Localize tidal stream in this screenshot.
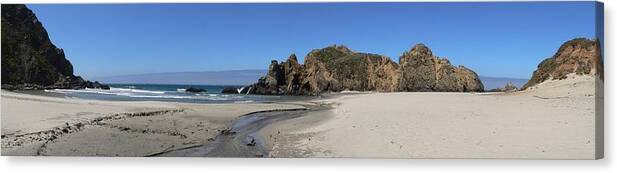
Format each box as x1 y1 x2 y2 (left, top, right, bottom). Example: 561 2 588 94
154 104 327 157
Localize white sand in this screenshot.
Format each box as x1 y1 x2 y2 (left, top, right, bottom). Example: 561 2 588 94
1 91 304 156
260 75 602 159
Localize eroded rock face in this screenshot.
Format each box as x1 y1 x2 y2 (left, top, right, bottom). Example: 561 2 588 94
399 44 484 92
522 38 603 89
398 44 438 91
300 54 340 95
365 55 400 92
247 53 341 95
249 44 484 95
305 45 398 92
1 4 108 90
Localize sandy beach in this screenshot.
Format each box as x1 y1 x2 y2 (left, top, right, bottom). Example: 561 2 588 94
259 75 602 159
1 91 305 156
1 75 602 159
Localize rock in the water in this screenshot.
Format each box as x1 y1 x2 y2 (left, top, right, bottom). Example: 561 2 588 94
185 87 207 93
1 4 108 90
90 81 110 90
249 44 484 95
79 80 110 90
221 87 240 94
522 38 603 90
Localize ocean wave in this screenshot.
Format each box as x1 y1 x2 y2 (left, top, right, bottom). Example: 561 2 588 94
234 100 255 103
45 88 248 101
46 88 165 95
109 87 166 94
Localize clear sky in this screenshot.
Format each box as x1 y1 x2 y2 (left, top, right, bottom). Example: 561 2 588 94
27 2 601 79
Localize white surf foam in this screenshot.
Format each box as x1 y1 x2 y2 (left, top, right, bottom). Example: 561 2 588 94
45 87 248 101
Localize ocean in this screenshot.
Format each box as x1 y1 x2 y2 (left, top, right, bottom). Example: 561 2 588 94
41 84 295 104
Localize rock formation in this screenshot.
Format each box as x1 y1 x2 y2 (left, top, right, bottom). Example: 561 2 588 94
398 44 484 92
522 38 603 89
306 45 399 92
248 44 484 95
185 87 207 93
248 53 336 95
221 87 240 94
1 4 108 90
487 82 518 92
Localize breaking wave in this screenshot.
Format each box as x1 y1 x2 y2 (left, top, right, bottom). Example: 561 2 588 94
45 87 250 102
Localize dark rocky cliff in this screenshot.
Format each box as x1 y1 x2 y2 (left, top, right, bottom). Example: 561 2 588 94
1 4 108 90
522 38 603 89
248 44 484 95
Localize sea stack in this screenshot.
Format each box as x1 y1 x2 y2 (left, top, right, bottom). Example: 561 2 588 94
249 44 484 95
1 4 108 90
522 38 603 90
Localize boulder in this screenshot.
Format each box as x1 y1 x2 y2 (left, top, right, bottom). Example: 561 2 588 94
93 81 111 90
85 81 110 90
185 87 207 93
221 87 240 94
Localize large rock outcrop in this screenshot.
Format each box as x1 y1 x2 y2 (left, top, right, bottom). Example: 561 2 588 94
248 53 341 95
1 4 107 90
522 38 603 89
306 45 400 92
398 44 484 92
248 44 484 95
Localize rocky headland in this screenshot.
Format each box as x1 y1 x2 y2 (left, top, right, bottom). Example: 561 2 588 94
1 4 108 90
247 44 484 95
522 38 603 89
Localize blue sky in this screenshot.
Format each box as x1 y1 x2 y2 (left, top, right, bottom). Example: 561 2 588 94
27 2 601 79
